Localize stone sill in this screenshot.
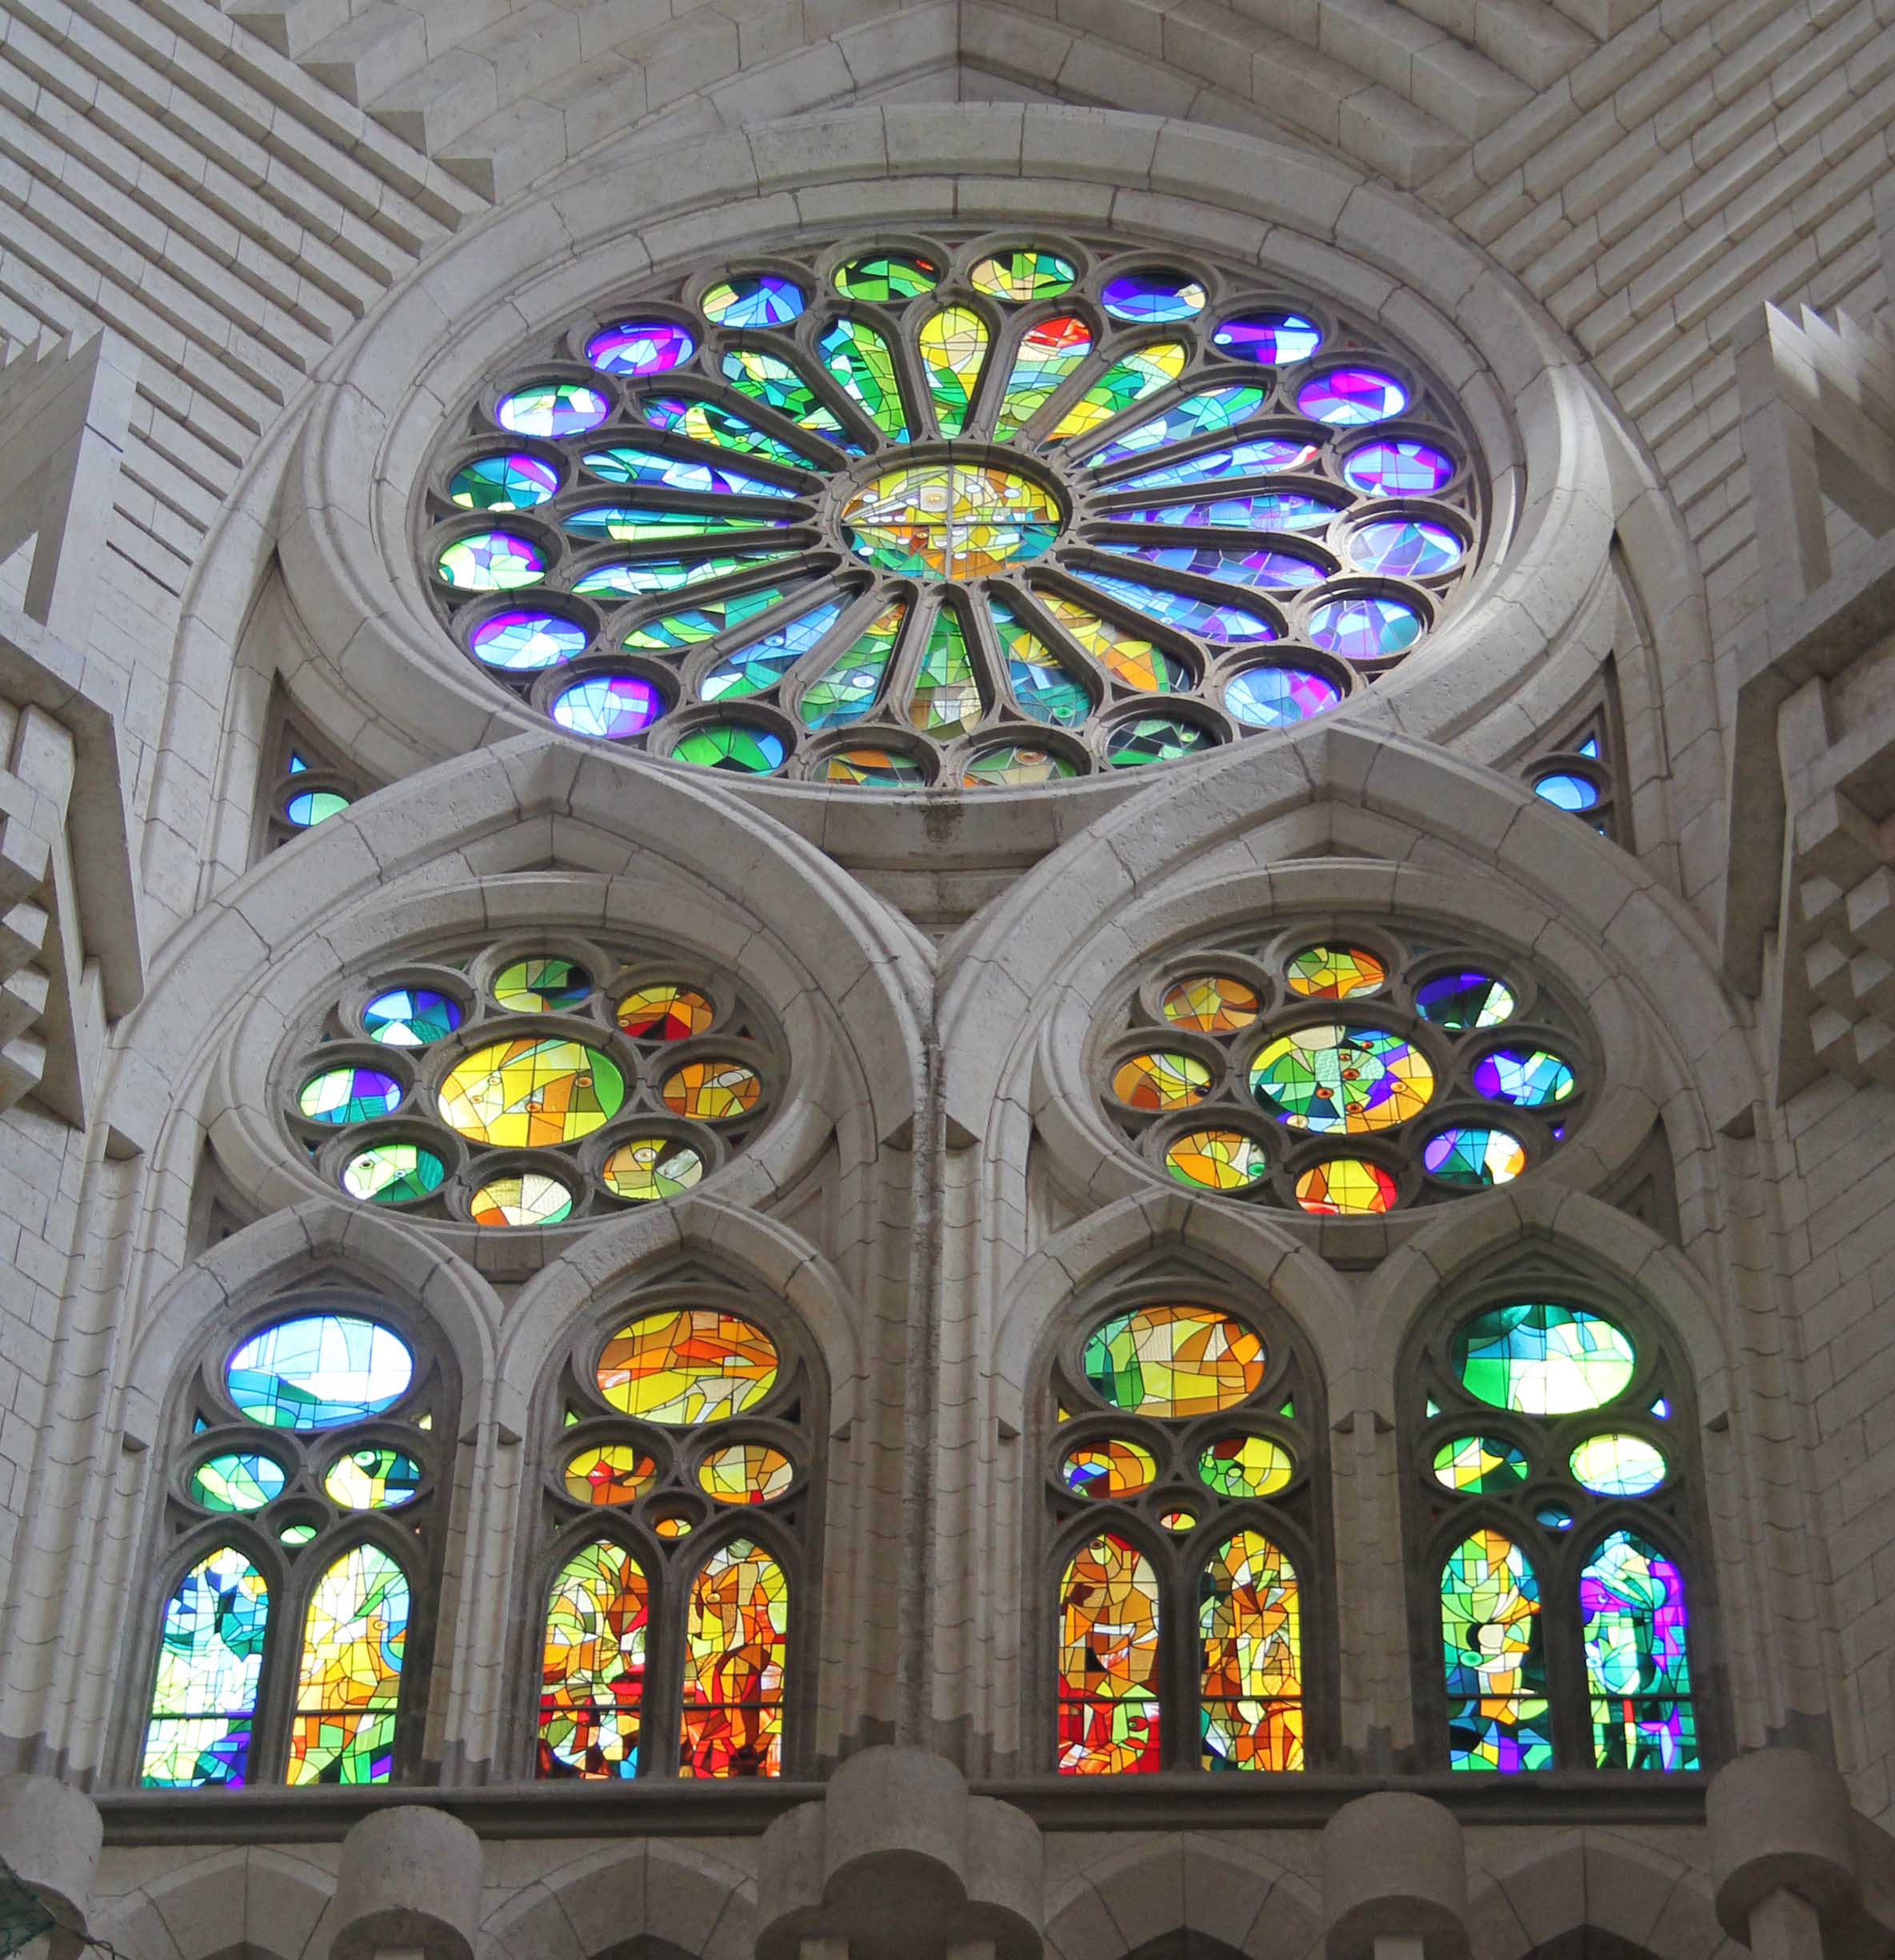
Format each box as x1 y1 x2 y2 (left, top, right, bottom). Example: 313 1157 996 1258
94 1772 1708 1844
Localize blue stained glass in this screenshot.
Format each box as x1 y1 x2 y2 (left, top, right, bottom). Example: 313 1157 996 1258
1297 368 1407 425
991 598 1091 727
1112 491 1342 534
799 601 904 728
1305 595 1423 660
573 552 798 598
1069 569 1278 643
1349 519 1463 577
1097 542 1325 591
702 598 846 702
1110 436 1323 490
581 447 802 497
1535 771 1601 812
1101 270 1207 322
1225 664 1343 727
469 610 589 671
1081 387 1269 467
551 674 667 738
1577 736 1600 758
585 320 694 375
496 383 609 438
640 396 822 469
1342 439 1455 495
561 507 791 542
1212 310 1322 364
702 274 806 329
142 1547 270 1786
1473 1047 1576 1107
362 988 462 1046
287 753 307 774
227 1315 414 1430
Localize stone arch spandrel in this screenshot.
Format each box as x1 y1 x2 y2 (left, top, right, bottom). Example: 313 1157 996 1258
481 1842 756 1960
91 1845 338 1960
1467 1834 1731 1960
1045 1833 1320 1960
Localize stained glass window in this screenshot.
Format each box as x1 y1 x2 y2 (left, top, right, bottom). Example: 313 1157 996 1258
141 1548 270 1786
1413 1292 1701 1772
1200 1531 1302 1770
680 1538 790 1778
420 233 1481 785
1058 1533 1161 1774
539 1541 648 1778
288 1544 410 1784
1097 920 1589 1216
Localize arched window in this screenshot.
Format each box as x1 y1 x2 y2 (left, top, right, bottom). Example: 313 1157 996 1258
1406 1289 1706 1772
134 1294 455 1786
1041 1280 1327 1773
528 1286 821 1778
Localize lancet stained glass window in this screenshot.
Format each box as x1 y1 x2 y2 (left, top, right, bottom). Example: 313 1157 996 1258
532 1290 820 1778
136 1294 454 1786
1045 1278 1325 1772
418 232 1484 786
1406 1287 1703 1771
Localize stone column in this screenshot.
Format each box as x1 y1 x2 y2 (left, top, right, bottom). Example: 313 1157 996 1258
0 1774 101 1950
330 1806 484 1960
1321 1792 1469 1960
1709 1750 1861 1960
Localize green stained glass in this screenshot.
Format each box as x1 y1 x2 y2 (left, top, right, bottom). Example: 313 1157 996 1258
670 722 787 774
917 306 989 437
1082 1305 1265 1416
1581 1530 1696 1770
560 507 790 543
702 598 846 702
621 583 811 653
1453 1303 1636 1414
1430 1435 1530 1494
991 598 1090 726
1049 341 1188 442
993 316 1093 438
573 551 797 598
322 1446 424 1510
971 250 1077 303
142 1546 269 1786
640 394 822 469
1037 592 1190 694
1442 1530 1550 1772
1105 714 1215 767
963 743 1076 787
189 1451 286 1512
719 348 850 441
341 1143 446 1206
908 606 983 734
834 252 940 302
818 318 910 442
1569 1433 1667 1497
800 600 906 728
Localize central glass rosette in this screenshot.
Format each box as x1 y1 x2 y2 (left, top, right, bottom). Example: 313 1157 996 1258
840 458 1062 579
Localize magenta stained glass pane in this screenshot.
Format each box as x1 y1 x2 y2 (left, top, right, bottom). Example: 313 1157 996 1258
1098 542 1325 591
1305 595 1422 660
1101 270 1207 323
470 610 588 670
1343 439 1456 495
1069 569 1277 643
586 321 696 375
1349 520 1463 578
1225 664 1343 727
1297 368 1407 426
1212 311 1322 364
551 675 666 738
1111 437 1322 491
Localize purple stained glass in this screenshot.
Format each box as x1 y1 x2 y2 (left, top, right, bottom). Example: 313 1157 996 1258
1111 436 1324 492
1212 310 1322 364
1099 542 1325 590
586 320 696 375
1113 491 1341 534
470 610 589 671
1297 368 1407 426
1225 664 1343 727
1101 270 1207 324
1349 519 1464 578
1343 439 1456 495
1069 569 1277 643
1305 594 1422 660
551 674 666 738
702 274 805 330
1472 1046 1576 1107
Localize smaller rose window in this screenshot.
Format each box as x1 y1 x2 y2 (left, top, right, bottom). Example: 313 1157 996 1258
1099 925 1588 1218
280 938 780 1228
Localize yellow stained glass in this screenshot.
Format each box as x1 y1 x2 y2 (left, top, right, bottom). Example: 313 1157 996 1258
1082 1305 1265 1416
1165 1128 1269 1192
660 1058 762 1120
438 1038 625 1147
1049 339 1189 441
617 983 715 1041
562 1443 658 1505
1293 1156 1397 1216
597 1308 779 1423
680 1538 788 1777
918 305 989 436
1037 592 1189 694
843 463 1061 580
698 1442 796 1504
1057 1532 1160 1774
1284 944 1387 999
1161 974 1260 1033
1111 1050 1209 1110
286 1545 407 1785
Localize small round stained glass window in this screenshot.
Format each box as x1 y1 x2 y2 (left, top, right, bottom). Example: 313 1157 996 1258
227 1315 413 1430
596 1309 780 1423
1059 1437 1157 1497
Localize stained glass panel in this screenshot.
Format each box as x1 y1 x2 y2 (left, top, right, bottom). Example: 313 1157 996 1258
1441 1530 1549 1771
1581 1531 1695 1770
1249 1025 1433 1134
1165 1127 1269 1192
1057 1533 1160 1773
539 1540 648 1778
680 1538 789 1777
1197 1435 1293 1498
799 600 906 727
702 598 846 702
993 316 1093 438
1430 1435 1530 1494
288 1545 408 1784
698 1442 796 1504
720 348 849 441
818 317 910 442
438 1039 626 1147
1059 1437 1157 1498
917 305 989 437
640 395 822 468
1049 341 1187 442
597 1310 779 1423
908 605 985 734
991 598 1090 726
1082 1306 1265 1416
141 1548 269 1786
1453 1303 1636 1414
227 1316 413 1430
1037 593 1190 694
1201 1531 1301 1770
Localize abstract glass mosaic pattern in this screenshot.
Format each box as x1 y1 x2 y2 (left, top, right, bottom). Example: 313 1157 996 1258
1099 922 1589 1219
419 232 1482 786
282 935 778 1228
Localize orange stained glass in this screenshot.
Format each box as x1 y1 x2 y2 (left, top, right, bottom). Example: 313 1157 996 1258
679 1537 789 1777
1057 1531 1160 1774
438 1038 625 1147
1200 1530 1303 1770
538 1540 647 1778
597 1309 780 1424
653 1513 695 1538
698 1442 796 1504
1165 1128 1269 1192
1284 944 1387 999
562 1442 657 1505
1058 1436 1157 1498
661 1058 762 1120
286 1545 408 1785
617 983 715 1041
1161 973 1261 1033
1294 1157 1397 1216
1035 592 1190 694
1111 1050 1210 1110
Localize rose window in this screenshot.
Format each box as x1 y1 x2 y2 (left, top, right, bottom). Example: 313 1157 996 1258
419 234 1485 787
1098 925 1590 1218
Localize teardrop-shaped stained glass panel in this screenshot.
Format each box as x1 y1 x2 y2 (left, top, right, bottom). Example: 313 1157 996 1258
991 598 1091 726
1036 592 1191 694
719 348 850 442
917 305 989 437
907 605 985 735
799 600 906 728
581 446 804 498
701 598 846 702
993 316 1093 438
818 317 910 442
1048 341 1188 442
639 394 825 469
1068 570 1277 645
1080 386 1269 468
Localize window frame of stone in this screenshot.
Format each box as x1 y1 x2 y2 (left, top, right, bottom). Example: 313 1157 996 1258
514 1270 827 1781
1030 1255 1334 1774
1398 1248 1720 1774
120 1281 460 1789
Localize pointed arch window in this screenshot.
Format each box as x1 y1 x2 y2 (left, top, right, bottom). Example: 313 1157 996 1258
132 1294 455 1786
528 1289 822 1778
1042 1285 1328 1773
1408 1293 1706 1771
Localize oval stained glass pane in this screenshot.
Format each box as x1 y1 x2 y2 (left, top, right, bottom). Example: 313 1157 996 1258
600 1137 705 1203
538 1539 648 1778
1350 519 1464 578
1424 1126 1526 1186
362 988 461 1046
833 252 940 302
1081 1305 1265 1416
586 320 694 374
1161 974 1260 1033
598 1309 779 1423
188 1452 287 1512
341 1143 446 1206
562 1443 657 1505
470 610 588 671
1293 1156 1397 1215
227 1315 413 1430
701 274 805 329
450 453 558 510
661 1058 762 1120
1057 1532 1160 1774
552 674 666 738
438 1040 625 1147
1283 945 1385 999
1212 310 1321 363
698 1442 796 1504
1416 970 1515 1030
1569 1433 1668 1496
1343 438 1455 495
1105 714 1217 767
618 984 714 1040
1453 1302 1636 1414
322 1446 423 1510
1101 270 1206 322
670 723 787 774
1111 1049 1210 1110
285 790 350 827
1431 1435 1530 1494
1197 1434 1293 1498
1249 1024 1433 1134
1058 1437 1157 1498
969 250 1076 303
496 383 609 438
1297 368 1407 424
470 1172 574 1227
1165 1128 1269 1192
1305 594 1423 661
494 955 591 1011
298 1066 402 1125
1535 771 1601 811
1473 1047 1576 1107
436 532 546 591
1225 664 1343 728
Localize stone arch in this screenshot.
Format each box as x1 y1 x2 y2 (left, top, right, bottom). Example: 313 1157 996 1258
1468 1835 1732 1960
90 1846 335 1960
1044 1834 1320 1960
481 1842 755 1960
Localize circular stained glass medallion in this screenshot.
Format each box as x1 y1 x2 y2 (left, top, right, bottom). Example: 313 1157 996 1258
1424 1125 1525 1186
341 1142 446 1205
470 1170 574 1226
1059 1437 1157 1498
698 1442 796 1503
618 984 714 1040
1294 1156 1397 1215
1197 1434 1293 1497
1082 1305 1265 1417
562 1442 657 1505
299 1066 402 1125
1416 970 1515 1030
494 957 591 1012
1431 1435 1529 1493
1161 974 1259 1034
1284 945 1385 1000
1453 1302 1636 1414
422 235 1481 786
1569 1432 1667 1496
1164 1128 1269 1192
600 1137 705 1202
1473 1046 1575 1107
1112 1050 1210 1110
438 1039 624 1146
597 1308 779 1423
227 1315 413 1430
362 988 461 1046
323 1446 423 1509
1249 1024 1433 1134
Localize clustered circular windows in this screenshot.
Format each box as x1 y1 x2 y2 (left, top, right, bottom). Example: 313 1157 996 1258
1098 925 1590 1218
280 938 782 1228
417 234 1485 787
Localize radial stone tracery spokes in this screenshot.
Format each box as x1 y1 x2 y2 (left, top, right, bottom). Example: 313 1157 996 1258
420 234 1485 788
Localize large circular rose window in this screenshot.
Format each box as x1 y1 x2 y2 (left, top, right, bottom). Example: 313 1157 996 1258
418 234 1485 787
